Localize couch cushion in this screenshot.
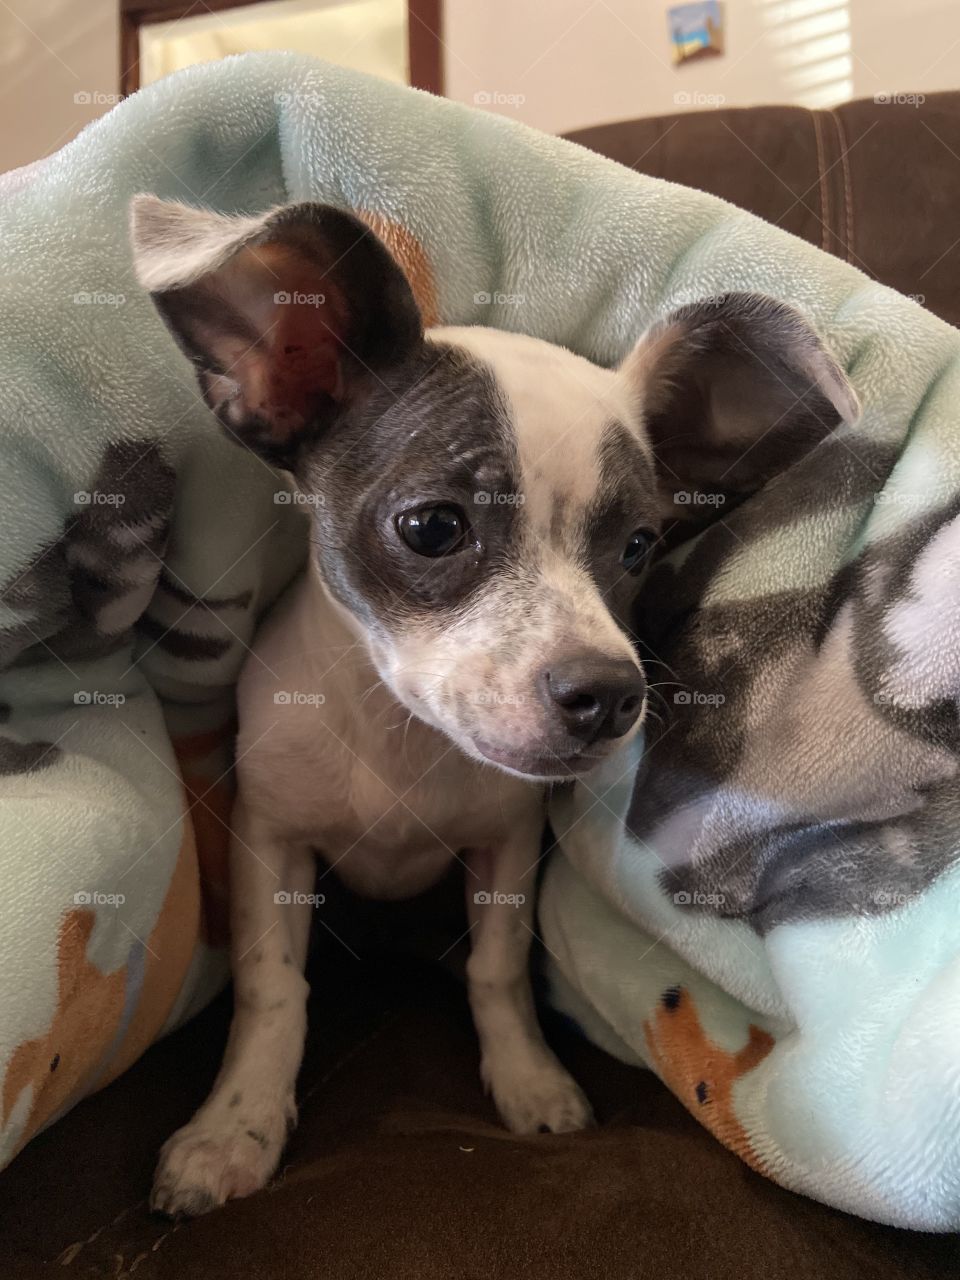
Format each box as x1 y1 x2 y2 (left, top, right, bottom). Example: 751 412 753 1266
3 940 960 1279
565 92 960 330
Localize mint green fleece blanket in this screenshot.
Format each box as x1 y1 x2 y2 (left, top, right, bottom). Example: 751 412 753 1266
0 52 957 1230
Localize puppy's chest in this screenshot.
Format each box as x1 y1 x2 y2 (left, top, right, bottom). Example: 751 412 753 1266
324 741 489 847
252 701 522 899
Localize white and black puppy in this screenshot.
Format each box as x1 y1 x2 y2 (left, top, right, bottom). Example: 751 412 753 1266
130 198 853 1216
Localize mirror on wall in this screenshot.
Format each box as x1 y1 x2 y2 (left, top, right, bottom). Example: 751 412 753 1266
120 0 443 97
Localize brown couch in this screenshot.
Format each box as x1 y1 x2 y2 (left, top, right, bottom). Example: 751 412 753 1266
4 95 960 1279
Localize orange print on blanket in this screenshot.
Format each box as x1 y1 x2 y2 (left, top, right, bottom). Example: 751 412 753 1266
643 985 775 1174
1 822 200 1156
1 909 125 1154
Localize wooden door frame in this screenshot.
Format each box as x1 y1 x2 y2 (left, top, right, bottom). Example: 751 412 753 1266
119 0 443 97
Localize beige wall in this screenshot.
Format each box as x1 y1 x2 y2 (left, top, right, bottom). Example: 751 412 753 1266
1 0 959 173
448 0 960 135
0 0 117 173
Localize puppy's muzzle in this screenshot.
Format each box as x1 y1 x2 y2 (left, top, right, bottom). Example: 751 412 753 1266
539 655 645 745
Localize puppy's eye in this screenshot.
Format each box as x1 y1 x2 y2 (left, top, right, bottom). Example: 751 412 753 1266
397 504 468 557
621 527 657 574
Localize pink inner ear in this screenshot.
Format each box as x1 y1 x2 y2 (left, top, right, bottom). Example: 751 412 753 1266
267 320 343 427
242 241 350 439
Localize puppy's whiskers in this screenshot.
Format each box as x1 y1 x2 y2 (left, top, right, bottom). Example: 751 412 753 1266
358 677 388 707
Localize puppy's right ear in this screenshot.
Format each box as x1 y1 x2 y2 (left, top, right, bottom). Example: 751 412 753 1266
619 291 859 529
130 196 423 468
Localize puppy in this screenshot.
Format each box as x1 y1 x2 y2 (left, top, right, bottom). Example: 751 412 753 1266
130 198 852 1215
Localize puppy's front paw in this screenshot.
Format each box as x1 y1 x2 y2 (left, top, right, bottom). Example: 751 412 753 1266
489 1062 594 1135
151 1103 292 1217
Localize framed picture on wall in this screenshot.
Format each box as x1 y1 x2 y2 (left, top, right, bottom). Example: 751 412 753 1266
668 1 724 65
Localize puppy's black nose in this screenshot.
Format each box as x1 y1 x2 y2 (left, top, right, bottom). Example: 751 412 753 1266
540 657 645 744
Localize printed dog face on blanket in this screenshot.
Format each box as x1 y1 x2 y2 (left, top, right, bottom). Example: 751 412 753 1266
129 197 856 781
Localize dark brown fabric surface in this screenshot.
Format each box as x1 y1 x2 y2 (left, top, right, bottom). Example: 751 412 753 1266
3 949 960 1280
5 94 960 1278
565 92 960 330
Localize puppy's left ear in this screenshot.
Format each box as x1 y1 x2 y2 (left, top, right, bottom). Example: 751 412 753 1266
130 195 423 468
620 292 859 521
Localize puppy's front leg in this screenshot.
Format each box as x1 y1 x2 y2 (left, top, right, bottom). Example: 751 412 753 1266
151 798 315 1216
465 814 593 1135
